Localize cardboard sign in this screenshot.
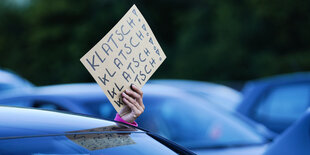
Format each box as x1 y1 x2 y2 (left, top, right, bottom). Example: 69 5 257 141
80 4 166 112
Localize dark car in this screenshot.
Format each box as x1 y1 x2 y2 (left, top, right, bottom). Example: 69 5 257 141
0 83 272 154
0 106 194 154
237 72 310 134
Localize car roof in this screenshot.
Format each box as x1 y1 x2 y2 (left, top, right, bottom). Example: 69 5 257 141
242 72 310 92
0 106 141 139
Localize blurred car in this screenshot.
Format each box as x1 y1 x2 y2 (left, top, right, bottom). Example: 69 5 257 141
149 79 242 110
237 72 310 134
0 106 194 154
0 69 33 93
0 83 272 154
264 108 310 155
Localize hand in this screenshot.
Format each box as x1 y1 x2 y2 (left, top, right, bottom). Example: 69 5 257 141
119 84 145 123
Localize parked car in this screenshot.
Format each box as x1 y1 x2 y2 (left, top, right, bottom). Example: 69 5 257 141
264 108 310 155
237 72 310 134
0 83 272 154
0 106 194 154
149 79 242 110
0 69 33 93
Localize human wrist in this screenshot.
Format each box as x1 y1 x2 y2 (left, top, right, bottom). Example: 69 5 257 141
121 114 135 123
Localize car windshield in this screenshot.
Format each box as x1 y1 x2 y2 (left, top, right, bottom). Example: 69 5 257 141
0 132 177 154
85 95 267 149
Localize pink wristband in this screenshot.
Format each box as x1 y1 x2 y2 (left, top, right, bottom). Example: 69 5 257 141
114 113 138 127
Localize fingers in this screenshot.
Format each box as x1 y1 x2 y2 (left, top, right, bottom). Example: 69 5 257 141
124 89 143 106
122 97 138 112
122 96 142 116
122 92 144 112
125 89 141 101
129 84 145 109
118 85 145 123
131 84 143 97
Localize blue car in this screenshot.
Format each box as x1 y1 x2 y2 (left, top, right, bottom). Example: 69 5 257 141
264 108 310 155
0 83 271 154
237 72 310 134
0 106 193 154
0 69 33 93
149 79 242 111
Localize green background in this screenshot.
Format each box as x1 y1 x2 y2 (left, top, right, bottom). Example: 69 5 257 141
0 0 309 88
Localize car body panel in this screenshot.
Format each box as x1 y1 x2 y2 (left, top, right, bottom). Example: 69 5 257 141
264 108 310 155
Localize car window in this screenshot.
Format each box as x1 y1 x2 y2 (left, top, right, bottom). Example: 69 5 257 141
0 133 177 154
86 101 116 120
138 96 266 148
254 84 310 124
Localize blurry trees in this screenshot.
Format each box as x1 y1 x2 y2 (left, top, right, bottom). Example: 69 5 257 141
0 0 309 85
